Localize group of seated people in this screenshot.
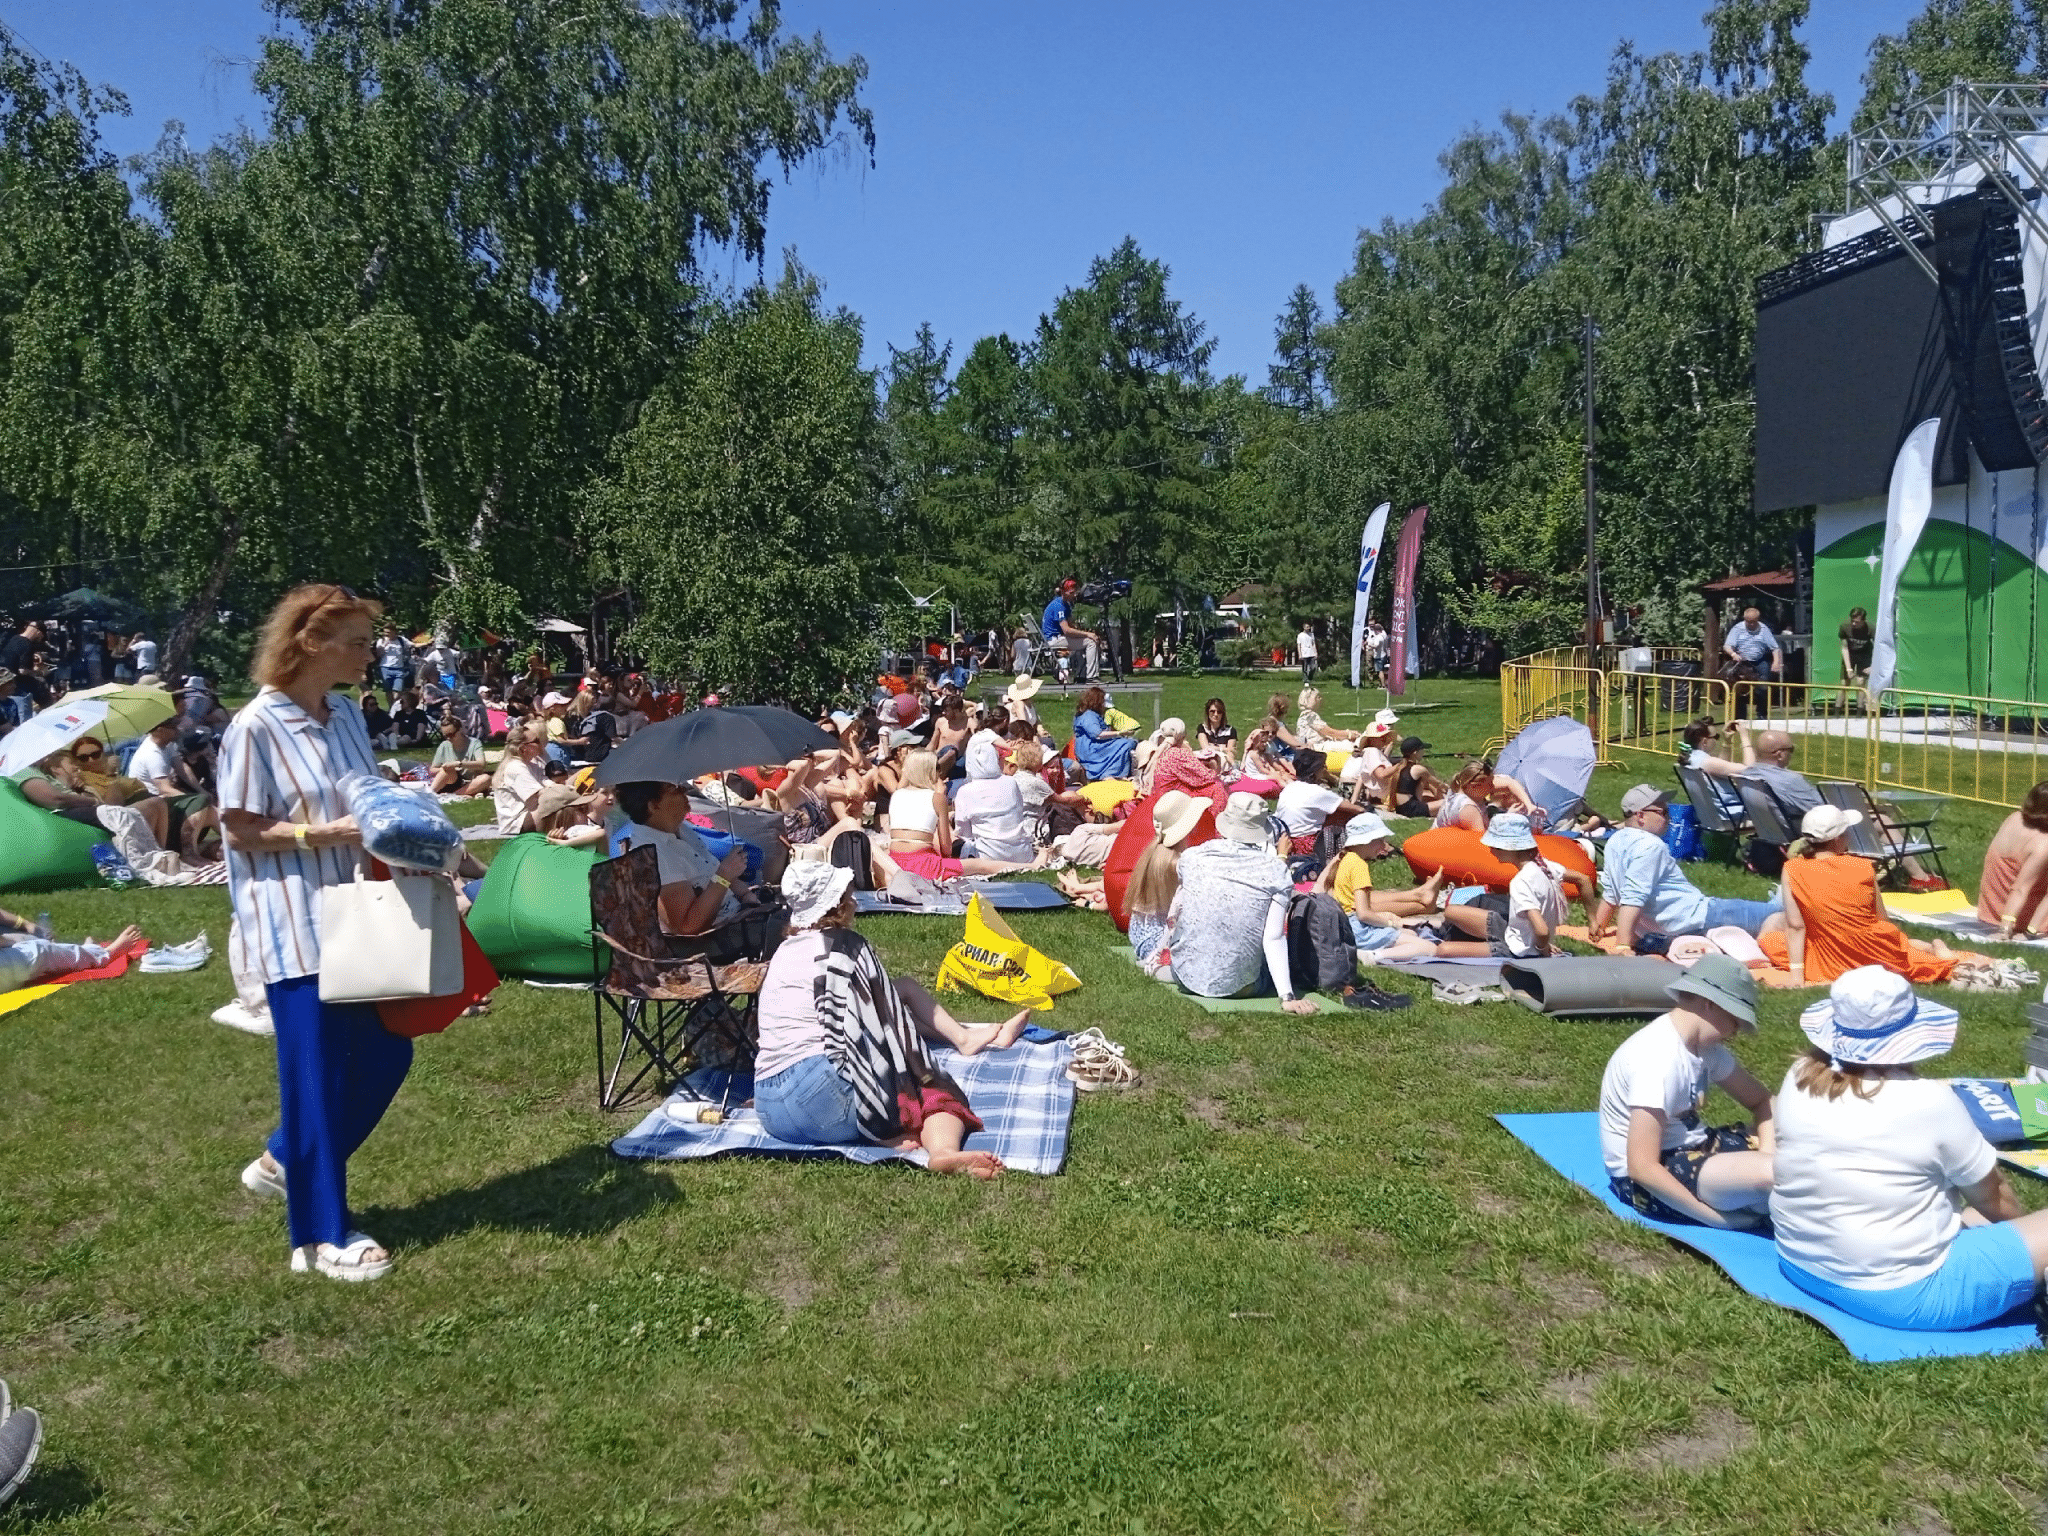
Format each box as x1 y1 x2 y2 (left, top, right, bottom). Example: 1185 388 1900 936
10 698 223 864
1602 957 2048 1333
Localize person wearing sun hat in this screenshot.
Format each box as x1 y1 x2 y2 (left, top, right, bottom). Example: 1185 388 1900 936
1313 811 1443 959
1166 792 1319 1013
750 860 1027 1178
1770 967 2048 1330
1598 954 1777 1228
1126 790 1205 967
1434 812 1599 960
1755 804 1962 986
1002 672 1043 725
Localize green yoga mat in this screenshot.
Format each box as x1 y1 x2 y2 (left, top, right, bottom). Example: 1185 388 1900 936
1109 945 1347 1014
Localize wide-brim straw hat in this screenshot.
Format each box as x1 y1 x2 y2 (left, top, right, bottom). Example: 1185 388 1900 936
1152 790 1205 848
1005 673 1043 703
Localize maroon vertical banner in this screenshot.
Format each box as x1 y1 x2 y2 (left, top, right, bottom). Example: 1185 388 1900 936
1385 505 1428 697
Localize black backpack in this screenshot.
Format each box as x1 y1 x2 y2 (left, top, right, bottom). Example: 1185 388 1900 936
1286 891 1358 994
829 828 878 891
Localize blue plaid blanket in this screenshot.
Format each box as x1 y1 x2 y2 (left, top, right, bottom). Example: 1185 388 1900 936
611 1038 1076 1175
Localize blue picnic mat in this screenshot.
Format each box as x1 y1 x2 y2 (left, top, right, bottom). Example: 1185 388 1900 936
612 1038 1076 1175
1498 1112 2040 1363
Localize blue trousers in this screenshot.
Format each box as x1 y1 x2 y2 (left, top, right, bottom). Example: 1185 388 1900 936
265 975 413 1249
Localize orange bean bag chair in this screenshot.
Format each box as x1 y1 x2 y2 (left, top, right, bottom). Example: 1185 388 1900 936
1103 790 1219 933
1399 824 1595 892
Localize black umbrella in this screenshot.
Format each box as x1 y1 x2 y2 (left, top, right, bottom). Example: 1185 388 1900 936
593 704 838 787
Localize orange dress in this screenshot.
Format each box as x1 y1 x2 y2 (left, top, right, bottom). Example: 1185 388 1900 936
1758 853 1957 984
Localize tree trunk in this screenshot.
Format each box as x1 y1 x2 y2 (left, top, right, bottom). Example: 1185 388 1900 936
162 505 246 681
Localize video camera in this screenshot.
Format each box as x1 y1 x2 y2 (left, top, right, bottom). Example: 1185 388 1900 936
1076 576 1132 606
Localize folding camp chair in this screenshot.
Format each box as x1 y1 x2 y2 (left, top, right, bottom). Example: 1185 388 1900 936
586 845 774 1110
1673 762 1750 837
1733 776 1799 851
1818 781 1948 886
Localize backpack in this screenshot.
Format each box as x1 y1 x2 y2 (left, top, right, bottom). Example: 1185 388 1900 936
1285 891 1358 994
1662 802 1704 862
829 827 877 891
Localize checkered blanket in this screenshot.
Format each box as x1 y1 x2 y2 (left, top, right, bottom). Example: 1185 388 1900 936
611 1038 1077 1175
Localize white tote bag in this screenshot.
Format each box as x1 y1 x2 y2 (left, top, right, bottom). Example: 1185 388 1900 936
318 870 462 1003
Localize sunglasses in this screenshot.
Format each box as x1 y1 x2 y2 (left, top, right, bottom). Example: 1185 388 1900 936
304 583 360 625
73 747 104 762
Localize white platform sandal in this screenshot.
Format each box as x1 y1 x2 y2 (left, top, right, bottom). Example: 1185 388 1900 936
291 1232 393 1283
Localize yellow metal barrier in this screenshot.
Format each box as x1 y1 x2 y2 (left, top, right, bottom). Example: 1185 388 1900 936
1502 654 2048 809
1874 688 2048 808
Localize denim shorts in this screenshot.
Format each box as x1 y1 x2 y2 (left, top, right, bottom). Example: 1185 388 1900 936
1779 1222 2040 1331
1699 893 1783 934
1347 916 1402 952
754 1052 861 1145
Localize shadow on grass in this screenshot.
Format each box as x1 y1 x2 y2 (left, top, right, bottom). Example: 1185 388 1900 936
4 1458 106 1526
365 1142 680 1254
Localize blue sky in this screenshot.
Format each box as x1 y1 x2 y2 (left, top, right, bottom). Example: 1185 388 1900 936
5 0 1920 382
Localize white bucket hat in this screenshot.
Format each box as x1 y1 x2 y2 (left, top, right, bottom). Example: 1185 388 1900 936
1480 812 1538 851
783 860 855 930
1799 966 1959 1068
1343 812 1394 848
1799 804 1863 843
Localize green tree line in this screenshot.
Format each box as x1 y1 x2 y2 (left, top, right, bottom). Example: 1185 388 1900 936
0 0 2039 699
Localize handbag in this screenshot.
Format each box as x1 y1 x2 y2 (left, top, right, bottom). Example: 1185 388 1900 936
378 919 499 1037
318 868 462 1003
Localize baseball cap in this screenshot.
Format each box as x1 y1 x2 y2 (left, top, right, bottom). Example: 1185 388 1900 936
1665 953 1758 1032
1799 804 1863 843
1399 735 1430 755
1620 784 1670 816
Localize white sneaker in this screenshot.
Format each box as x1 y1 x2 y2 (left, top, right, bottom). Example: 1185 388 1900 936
211 1000 274 1036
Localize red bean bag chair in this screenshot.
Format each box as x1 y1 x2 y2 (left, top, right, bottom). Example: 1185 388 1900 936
1399 824 1595 892
1102 790 1219 933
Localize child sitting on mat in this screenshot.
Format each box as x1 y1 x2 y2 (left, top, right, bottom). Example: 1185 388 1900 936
1433 814 1596 959
1598 955 1776 1228
1313 812 1443 961
1771 967 2048 1331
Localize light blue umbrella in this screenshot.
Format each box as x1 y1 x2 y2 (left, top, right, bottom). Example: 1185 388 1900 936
1497 716 1598 826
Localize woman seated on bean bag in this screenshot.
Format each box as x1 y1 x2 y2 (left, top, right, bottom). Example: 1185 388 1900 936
1072 686 1135 784
753 862 1028 1178
1234 720 1293 798
1432 758 1536 832
1135 717 1226 810
1758 805 1960 986
1772 967 2048 1331
1127 790 1204 969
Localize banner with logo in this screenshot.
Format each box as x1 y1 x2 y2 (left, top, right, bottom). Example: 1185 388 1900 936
1386 505 1428 697
1868 418 1940 699
1348 501 1391 689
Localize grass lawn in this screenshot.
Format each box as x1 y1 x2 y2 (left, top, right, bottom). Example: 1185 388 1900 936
5 674 2046 1534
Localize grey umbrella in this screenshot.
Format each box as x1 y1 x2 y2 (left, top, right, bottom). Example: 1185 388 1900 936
592 704 838 788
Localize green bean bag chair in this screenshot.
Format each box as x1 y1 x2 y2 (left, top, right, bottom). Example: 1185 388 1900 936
0 776 106 891
466 834 606 980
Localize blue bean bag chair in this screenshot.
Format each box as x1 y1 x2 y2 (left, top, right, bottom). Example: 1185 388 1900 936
466 834 605 979
0 776 107 891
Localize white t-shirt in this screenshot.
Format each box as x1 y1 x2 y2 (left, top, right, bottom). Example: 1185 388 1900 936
492 757 544 834
1296 631 1318 661
623 821 740 925
130 638 158 674
1339 744 1389 786
1503 856 1568 957
755 928 829 1079
1274 780 1342 839
129 736 180 791
1769 1072 1997 1290
1598 1014 1737 1178
952 775 1034 862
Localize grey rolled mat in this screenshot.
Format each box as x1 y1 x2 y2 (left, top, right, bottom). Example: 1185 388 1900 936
1499 956 1683 1017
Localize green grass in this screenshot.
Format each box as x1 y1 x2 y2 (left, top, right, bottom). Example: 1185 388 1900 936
4 675 2045 1534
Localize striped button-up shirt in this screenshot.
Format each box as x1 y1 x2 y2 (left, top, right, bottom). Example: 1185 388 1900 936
218 687 379 984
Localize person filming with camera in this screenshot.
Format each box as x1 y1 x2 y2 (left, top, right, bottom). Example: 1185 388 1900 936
1041 577 1099 683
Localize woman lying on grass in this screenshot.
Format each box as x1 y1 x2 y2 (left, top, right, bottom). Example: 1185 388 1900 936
752 862 1029 1179
1772 967 2048 1332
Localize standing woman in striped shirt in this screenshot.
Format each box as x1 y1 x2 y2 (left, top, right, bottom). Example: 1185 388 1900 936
219 583 407 1282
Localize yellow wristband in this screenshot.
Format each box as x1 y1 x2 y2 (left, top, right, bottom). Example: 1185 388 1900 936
293 824 311 849
712 875 731 890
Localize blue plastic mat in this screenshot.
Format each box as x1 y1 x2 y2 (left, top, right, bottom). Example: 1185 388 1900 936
612 1038 1075 1175
1497 1111 2040 1363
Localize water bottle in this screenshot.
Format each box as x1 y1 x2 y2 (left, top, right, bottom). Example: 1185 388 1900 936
91 844 135 888
35 912 51 940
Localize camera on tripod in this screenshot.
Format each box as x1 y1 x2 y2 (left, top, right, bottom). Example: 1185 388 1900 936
1076 576 1132 605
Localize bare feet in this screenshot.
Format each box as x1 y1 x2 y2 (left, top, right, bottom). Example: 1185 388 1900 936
955 1009 1032 1056
89 925 146 956
928 1148 1003 1179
